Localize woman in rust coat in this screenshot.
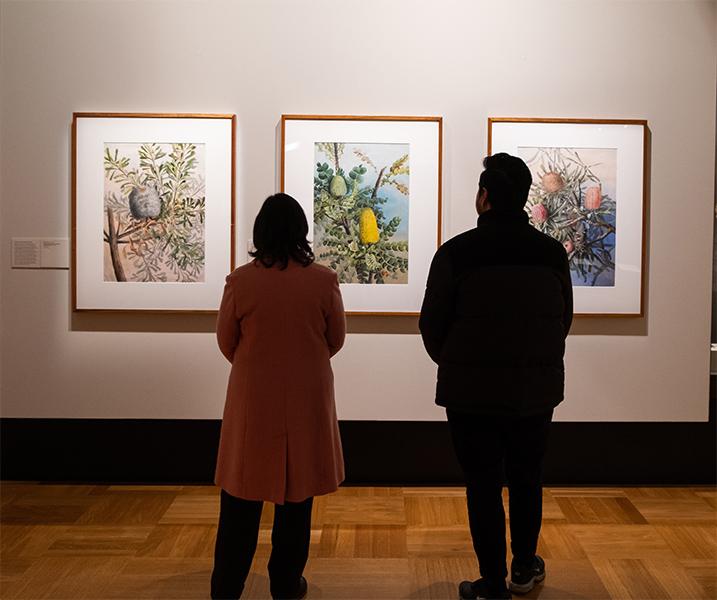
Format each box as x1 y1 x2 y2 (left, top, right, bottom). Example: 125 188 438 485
211 194 346 600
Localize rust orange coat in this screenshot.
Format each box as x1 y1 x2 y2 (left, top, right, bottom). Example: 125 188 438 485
214 260 346 505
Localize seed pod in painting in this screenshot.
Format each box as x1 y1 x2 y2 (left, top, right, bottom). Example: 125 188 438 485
329 174 348 198
359 208 379 244
541 172 565 193
531 203 548 224
584 185 602 210
128 184 162 219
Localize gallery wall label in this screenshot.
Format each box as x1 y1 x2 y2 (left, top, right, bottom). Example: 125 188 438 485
11 238 69 269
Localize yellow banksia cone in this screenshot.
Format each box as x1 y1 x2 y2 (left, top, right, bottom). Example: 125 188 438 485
359 208 379 244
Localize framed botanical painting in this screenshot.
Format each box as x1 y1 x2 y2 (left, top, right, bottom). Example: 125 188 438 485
488 117 648 317
72 113 235 312
281 115 442 315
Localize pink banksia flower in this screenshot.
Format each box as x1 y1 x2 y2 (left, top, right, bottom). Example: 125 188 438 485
531 203 548 224
563 239 574 253
541 172 565 193
585 185 602 210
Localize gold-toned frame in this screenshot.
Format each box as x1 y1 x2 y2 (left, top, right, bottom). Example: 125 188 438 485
71 112 237 314
487 117 649 319
280 114 443 317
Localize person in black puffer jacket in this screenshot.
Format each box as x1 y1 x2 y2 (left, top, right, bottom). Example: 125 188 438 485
419 153 573 600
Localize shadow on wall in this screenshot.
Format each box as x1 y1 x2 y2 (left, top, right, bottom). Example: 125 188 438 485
713 94 717 345
69 312 648 336
70 312 219 333
69 311 426 334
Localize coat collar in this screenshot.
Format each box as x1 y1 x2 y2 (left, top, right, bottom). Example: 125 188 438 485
477 209 529 227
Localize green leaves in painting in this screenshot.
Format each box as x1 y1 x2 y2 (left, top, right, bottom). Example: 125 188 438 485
103 143 205 283
525 147 616 286
314 142 409 284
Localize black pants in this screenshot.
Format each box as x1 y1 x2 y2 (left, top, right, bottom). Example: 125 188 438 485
211 489 313 600
446 408 553 582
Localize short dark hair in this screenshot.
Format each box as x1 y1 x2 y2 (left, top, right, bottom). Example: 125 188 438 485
250 193 314 269
478 153 532 211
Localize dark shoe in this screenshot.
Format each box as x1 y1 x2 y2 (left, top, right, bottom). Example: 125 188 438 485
458 578 511 600
509 555 545 594
271 576 307 600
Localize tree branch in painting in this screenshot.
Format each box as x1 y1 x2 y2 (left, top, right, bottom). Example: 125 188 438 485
103 143 206 283
313 143 409 284
521 147 617 286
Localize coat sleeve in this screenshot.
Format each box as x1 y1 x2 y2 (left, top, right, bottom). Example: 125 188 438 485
216 276 241 362
324 272 346 358
557 248 574 337
419 246 456 364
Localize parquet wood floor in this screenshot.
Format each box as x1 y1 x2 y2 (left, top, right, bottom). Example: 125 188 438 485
1 484 715 599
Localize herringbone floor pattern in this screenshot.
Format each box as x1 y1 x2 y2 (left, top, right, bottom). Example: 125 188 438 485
1 484 715 599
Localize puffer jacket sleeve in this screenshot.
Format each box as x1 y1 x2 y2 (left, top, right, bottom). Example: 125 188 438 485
419 245 456 364
557 248 573 336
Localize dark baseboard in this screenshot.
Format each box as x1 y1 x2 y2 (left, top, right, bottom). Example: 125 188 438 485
2 381 715 486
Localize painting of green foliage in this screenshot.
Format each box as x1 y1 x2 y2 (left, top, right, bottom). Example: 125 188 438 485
103 142 206 283
314 142 409 284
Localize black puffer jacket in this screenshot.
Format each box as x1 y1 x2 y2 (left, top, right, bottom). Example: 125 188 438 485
419 209 573 416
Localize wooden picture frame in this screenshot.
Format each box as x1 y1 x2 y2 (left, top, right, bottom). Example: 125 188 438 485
488 117 648 317
281 114 443 316
72 112 236 313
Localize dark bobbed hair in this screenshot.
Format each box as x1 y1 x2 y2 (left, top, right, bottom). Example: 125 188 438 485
250 193 314 269
478 153 532 211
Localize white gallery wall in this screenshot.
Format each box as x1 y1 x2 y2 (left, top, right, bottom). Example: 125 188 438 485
0 0 715 421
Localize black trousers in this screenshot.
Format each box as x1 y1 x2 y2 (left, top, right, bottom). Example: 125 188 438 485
446 408 553 582
211 489 313 600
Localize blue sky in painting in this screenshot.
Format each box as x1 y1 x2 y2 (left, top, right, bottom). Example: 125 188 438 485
315 142 409 240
